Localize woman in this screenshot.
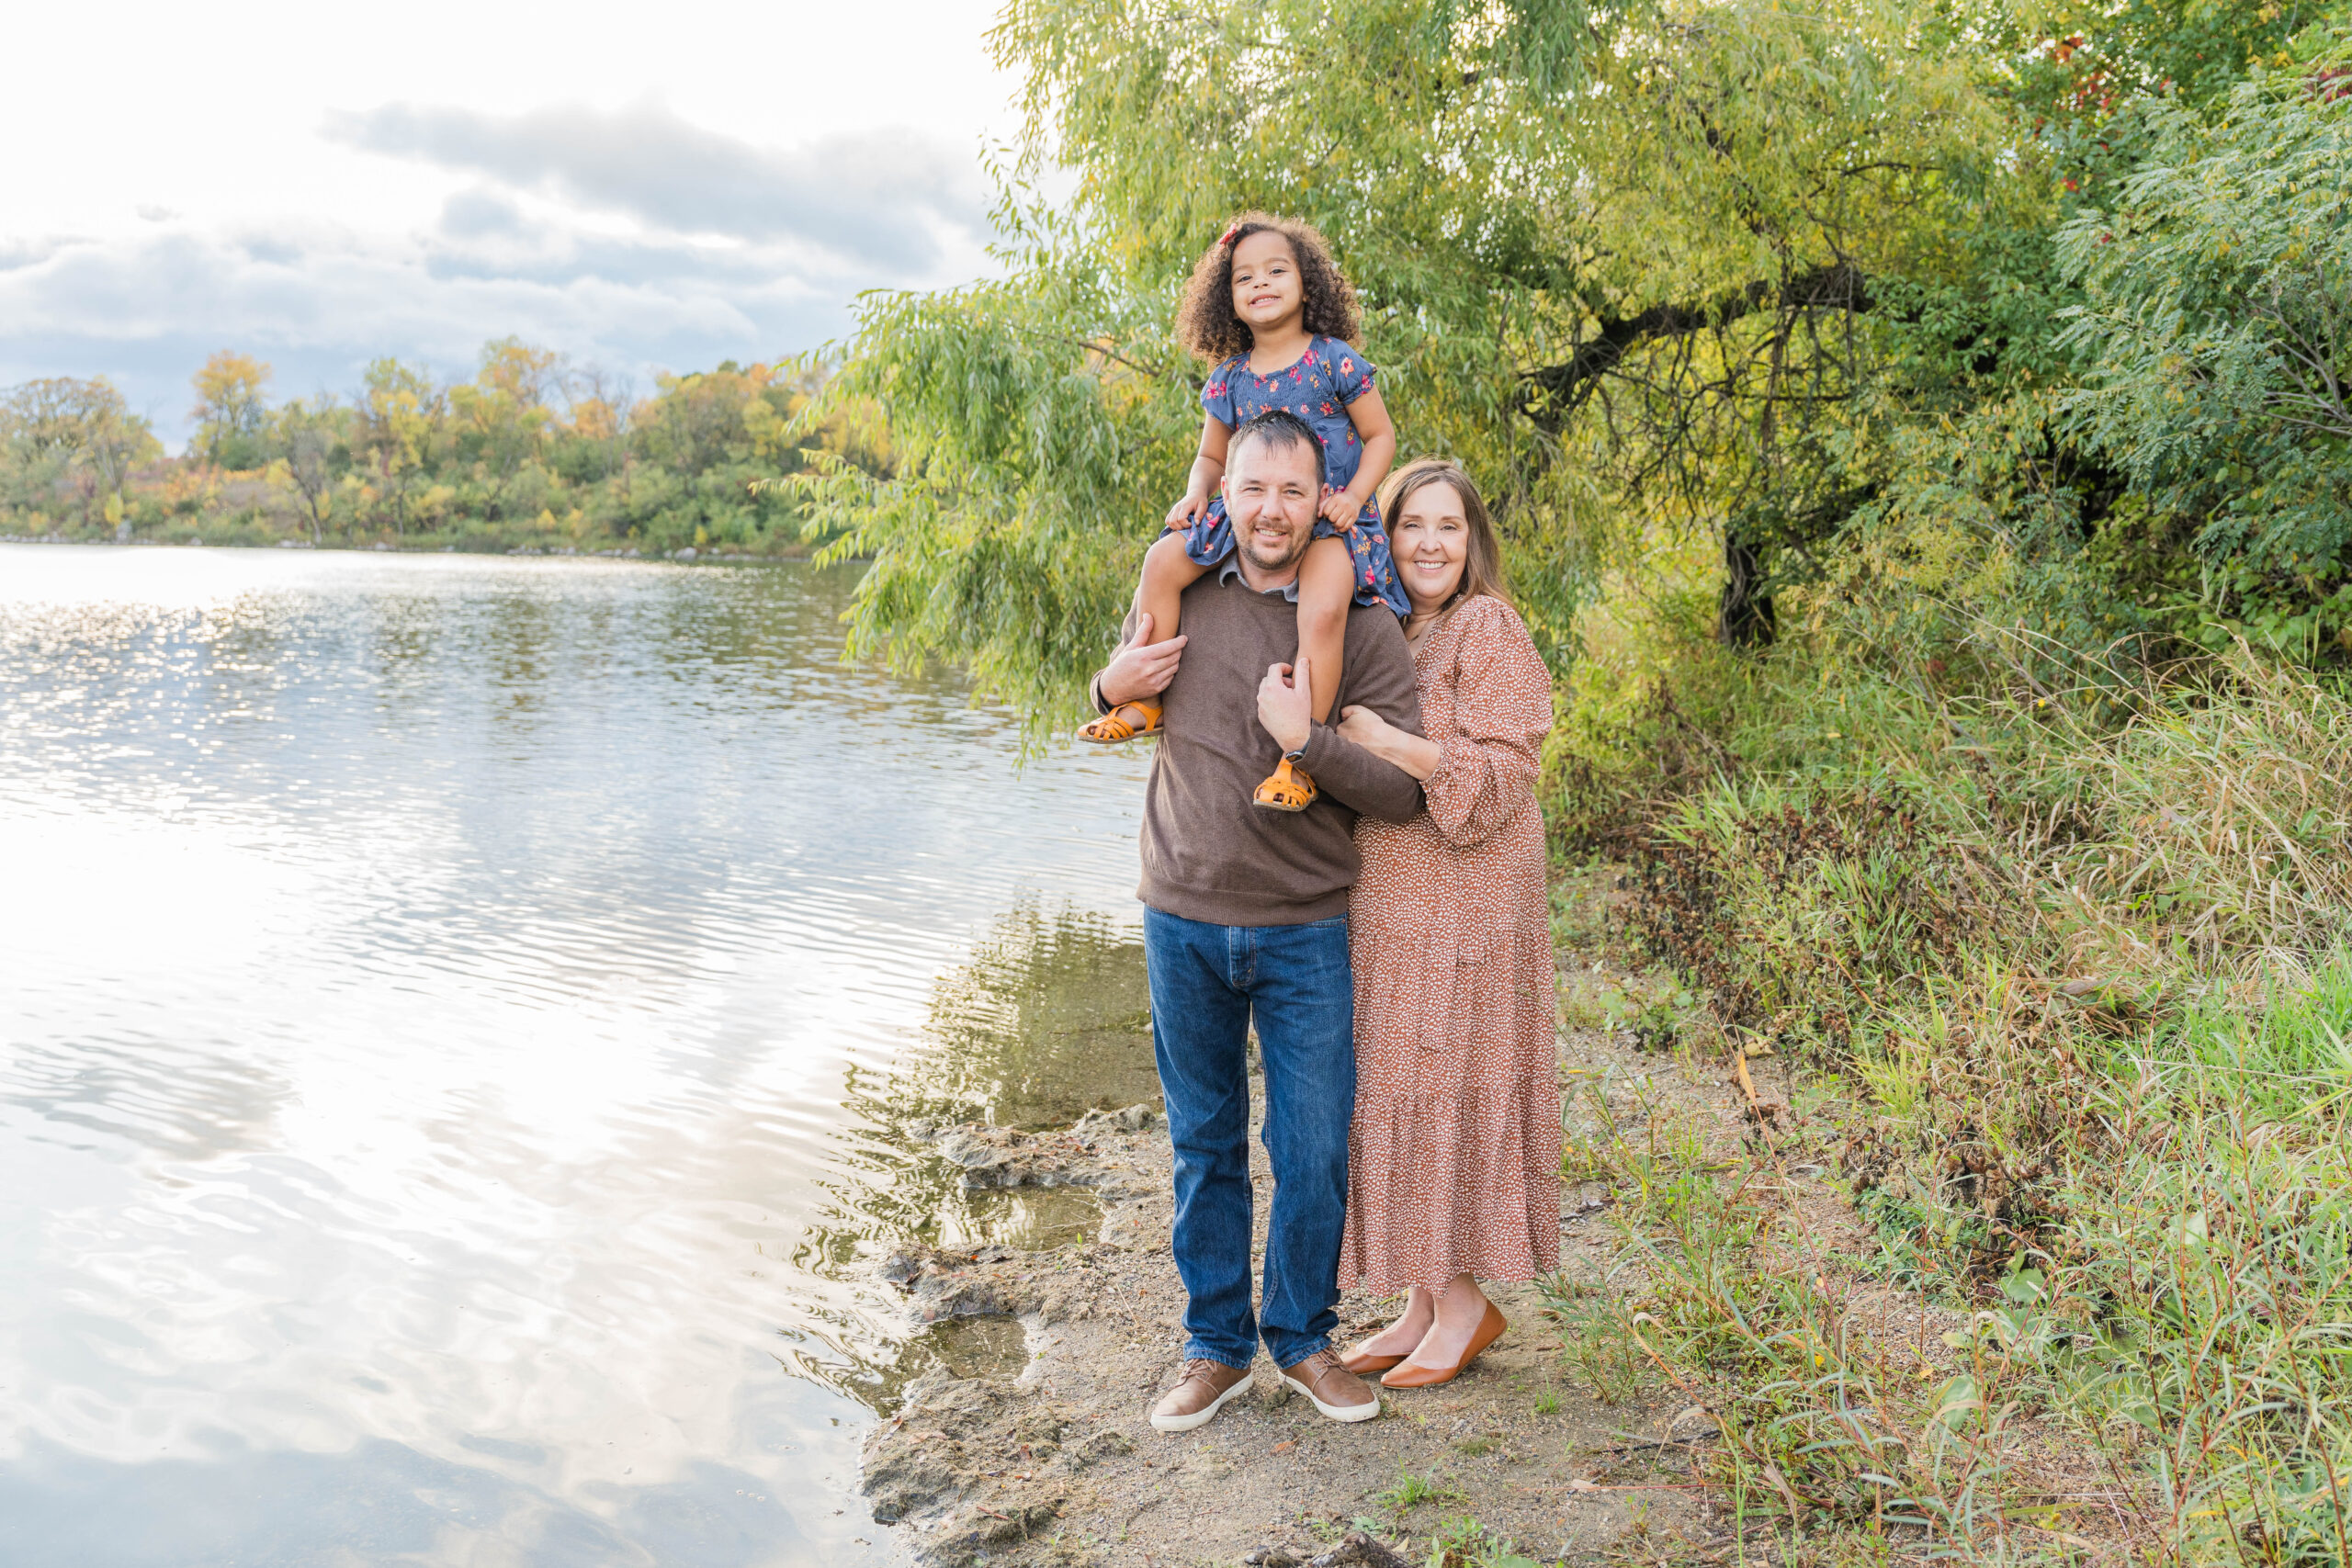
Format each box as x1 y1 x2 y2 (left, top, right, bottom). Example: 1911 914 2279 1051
1331 457 1560 1387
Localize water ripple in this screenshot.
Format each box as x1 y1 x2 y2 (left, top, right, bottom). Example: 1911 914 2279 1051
0 547 1153 1566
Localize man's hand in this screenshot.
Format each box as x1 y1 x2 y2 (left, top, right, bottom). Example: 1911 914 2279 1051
1098 613 1188 707
1256 655 1314 754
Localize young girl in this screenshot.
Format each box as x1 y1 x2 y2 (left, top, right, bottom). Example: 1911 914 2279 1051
1079 213 1407 811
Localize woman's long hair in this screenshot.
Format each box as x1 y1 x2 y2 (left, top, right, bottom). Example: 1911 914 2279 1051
1176 213 1361 363
1379 457 1510 616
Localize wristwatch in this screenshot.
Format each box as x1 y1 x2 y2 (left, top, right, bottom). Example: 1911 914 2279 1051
1283 742 1308 763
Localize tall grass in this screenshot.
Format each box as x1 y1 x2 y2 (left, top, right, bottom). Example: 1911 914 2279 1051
1549 621 2352 1562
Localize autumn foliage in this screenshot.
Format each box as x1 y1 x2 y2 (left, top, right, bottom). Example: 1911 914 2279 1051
1 340 888 552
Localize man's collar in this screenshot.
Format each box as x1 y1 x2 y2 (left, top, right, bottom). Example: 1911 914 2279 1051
1216 555 1303 604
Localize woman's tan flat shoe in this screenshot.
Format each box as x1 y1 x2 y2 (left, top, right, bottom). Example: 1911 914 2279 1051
1380 1302 1507 1389
1338 1343 1408 1376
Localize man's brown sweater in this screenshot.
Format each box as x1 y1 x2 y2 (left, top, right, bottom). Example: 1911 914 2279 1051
1095 566 1426 927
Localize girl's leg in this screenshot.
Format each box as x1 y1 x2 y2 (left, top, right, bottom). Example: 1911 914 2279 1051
1295 536 1356 724
1250 537 1355 810
1136 532 1209 646
1079 535 1206 743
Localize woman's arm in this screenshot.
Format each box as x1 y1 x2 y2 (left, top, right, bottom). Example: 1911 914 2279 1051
1420 602 1554 849
1334 703 1441 781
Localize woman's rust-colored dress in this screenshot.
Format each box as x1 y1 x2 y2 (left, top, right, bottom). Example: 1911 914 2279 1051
1342 592 1561 1291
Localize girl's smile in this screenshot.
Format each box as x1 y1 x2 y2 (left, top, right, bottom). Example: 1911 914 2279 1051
1230 230 1304 333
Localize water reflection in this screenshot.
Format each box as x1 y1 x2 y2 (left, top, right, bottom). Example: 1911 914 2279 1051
778 902 1160 1416
0 547 1151 1567
922 901 1160 1128
825 901 1160 1251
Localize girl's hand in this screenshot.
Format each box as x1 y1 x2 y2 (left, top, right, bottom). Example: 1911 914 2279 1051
1318 487 1360 531
1165 489 1211 531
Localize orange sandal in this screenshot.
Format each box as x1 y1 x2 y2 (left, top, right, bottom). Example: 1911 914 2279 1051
1079 699 1163 744
1251 758 1317 812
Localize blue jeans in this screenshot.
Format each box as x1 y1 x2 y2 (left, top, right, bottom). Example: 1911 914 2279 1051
1142 906 1356 1370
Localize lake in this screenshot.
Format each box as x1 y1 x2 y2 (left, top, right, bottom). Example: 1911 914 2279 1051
0 547 1157 1566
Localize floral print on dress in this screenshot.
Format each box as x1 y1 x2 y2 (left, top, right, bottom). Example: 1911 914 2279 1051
1180 334 1407 617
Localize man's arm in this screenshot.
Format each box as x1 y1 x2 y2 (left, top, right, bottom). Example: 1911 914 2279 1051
1259 614 1426 823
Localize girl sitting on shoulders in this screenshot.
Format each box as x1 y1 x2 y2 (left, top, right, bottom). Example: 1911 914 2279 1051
1079 213 1407 811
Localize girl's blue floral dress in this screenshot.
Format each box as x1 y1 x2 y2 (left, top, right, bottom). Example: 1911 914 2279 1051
1179 335 1408 617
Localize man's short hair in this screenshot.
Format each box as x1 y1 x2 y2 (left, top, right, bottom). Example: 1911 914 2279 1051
1227 408 1327 491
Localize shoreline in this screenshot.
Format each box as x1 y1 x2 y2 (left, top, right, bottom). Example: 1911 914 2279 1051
857 1052 1726 1567
0 533 815 563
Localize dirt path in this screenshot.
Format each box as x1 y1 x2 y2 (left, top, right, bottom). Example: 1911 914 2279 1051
857 1028 1743 1567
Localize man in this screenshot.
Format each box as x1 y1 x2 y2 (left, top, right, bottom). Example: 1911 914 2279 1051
1091 408 1427 1433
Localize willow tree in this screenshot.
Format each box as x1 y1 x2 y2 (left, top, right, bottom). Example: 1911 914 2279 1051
788 0 2098 729
2057 62 2352 655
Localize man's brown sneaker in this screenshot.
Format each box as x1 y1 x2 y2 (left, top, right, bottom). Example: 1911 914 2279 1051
1278 1348 1381 1423
1148 1358 1252 1433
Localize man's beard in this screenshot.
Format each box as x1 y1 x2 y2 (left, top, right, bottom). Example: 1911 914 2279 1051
1236 513 1312 575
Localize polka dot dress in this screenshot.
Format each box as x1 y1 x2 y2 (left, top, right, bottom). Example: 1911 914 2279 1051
1341 593 1563 1291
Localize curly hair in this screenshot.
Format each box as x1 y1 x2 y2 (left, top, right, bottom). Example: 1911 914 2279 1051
1175 213 1362 364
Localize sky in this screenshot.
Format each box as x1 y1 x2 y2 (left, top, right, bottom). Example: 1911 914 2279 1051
0 0 1020 448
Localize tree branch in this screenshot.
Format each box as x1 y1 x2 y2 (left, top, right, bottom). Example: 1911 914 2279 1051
1522 261 1871 430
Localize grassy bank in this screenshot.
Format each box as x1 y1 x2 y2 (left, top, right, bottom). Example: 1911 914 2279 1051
1529 585 2352 1564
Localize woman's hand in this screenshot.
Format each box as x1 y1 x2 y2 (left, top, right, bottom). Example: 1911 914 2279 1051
1165 488 1211 530
1335 704 1393 750
1337 703 1441 782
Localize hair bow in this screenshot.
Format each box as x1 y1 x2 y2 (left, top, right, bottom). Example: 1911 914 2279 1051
1218 221 1245 248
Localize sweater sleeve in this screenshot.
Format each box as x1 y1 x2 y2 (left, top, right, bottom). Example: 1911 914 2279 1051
1424 600 1554 849
1296 612 1425 824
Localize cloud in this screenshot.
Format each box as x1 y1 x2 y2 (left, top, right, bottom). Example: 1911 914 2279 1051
439 189 526 241
0 99 999 450
326 100 984 271
0 237 72 273
0 224 869 447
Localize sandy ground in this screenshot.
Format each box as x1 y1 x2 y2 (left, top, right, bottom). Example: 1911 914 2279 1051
848 859 2150 1568
857 1042 1736 1567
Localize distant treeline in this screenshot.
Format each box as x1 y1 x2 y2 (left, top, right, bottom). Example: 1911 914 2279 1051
0 341 889 553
